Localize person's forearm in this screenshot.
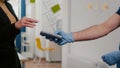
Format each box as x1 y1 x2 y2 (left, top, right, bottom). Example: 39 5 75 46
73 25 109 41
73 14 120 41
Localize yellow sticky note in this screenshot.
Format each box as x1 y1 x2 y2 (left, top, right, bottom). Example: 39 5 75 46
30 0 35 3
51 4 61 13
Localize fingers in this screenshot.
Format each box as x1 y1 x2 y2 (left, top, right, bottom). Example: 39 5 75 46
23 21 36 28
54 30 61 34
23 17 38 23
19 17 38 28
55 30 66 36
45 35 62 45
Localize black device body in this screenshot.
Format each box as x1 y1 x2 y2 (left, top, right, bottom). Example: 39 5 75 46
40 31 62 41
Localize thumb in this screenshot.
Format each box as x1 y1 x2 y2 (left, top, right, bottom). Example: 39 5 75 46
55 30 66 36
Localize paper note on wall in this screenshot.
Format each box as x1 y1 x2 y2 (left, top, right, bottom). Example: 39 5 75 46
51 4 61 13
30 0 35 3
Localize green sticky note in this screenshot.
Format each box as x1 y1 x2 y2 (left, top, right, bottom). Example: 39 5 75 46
30 0 35 3
51 4 61 13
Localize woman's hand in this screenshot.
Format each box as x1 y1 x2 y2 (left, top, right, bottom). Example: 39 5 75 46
15 17 38 29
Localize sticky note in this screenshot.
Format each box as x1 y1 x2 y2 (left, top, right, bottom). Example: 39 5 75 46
30 0 35 3
51 4 61 13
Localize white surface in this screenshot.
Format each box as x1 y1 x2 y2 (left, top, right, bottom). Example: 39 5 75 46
67 55 109 68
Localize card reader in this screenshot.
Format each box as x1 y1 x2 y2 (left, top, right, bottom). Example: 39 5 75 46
40 31 62 41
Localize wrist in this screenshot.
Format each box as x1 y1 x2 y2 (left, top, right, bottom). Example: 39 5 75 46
68 32 75 42
15 22 22 29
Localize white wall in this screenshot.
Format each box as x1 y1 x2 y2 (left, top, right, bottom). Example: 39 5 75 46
62 0 120 68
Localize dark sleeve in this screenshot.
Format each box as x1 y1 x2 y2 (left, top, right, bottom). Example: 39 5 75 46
7 23 20 42
116 7 120 15
10 23 20 35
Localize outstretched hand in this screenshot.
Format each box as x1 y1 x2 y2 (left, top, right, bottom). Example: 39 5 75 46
46 30 74 45
15 17 38 29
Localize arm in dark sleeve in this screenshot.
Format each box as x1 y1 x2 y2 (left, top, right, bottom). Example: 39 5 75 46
10 23 20 35
7 23 20 41
116 7 120 15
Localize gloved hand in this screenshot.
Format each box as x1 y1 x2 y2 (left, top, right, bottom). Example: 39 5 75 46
101 51 120 66
46 30 74 45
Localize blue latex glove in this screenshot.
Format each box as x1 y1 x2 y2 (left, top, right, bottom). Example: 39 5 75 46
54 30 74 45
101 51 120 66
46 30 74 45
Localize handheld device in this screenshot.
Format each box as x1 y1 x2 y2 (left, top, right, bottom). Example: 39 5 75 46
40 31 62 41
